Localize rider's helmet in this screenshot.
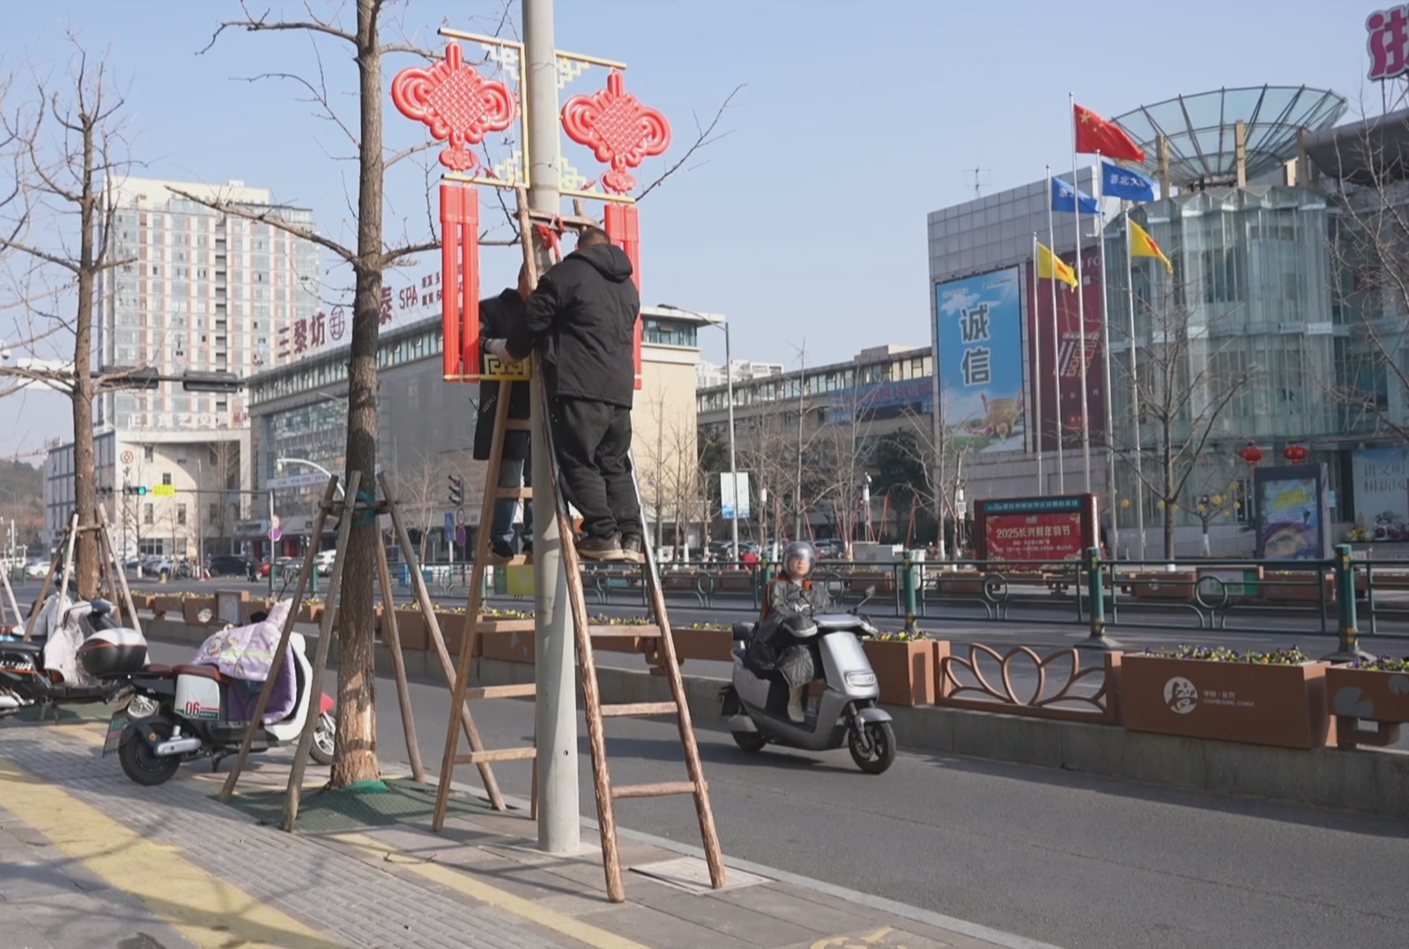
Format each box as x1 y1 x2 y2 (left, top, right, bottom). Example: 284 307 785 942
782 541 816 579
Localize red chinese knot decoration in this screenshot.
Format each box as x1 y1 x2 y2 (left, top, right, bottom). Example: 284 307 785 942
1238 443 1263 469
561 69 671 194
1283 444 1309 464
391 43 518 173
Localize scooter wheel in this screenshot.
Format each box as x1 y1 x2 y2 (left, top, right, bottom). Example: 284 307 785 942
118 721 180 786
310 711 336 766
732 731 767 753
848 721 896 775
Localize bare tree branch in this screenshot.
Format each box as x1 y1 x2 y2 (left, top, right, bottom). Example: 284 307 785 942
635 84 745 203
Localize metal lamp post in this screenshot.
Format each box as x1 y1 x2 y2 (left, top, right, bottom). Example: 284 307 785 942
660 305 739 562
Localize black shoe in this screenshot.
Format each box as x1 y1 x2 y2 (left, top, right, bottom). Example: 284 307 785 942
576 534 627 562
521 542 533 565
488 541 514 565
619 535 645 564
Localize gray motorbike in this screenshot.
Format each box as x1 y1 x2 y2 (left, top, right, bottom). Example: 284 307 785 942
719 587 896 774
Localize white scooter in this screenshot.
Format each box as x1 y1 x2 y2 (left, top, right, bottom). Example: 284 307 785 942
719 587 897 774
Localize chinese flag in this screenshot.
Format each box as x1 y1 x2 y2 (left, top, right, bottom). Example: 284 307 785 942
1074 104 1144 163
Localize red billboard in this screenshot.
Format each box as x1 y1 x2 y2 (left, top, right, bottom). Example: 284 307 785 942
974 494 1098 563
1026 244 1108 454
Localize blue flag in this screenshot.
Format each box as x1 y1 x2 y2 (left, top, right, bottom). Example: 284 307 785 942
1101 160 1156 202
1051 177 1099 215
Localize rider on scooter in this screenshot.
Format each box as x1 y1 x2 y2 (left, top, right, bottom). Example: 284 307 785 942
751 541 830 723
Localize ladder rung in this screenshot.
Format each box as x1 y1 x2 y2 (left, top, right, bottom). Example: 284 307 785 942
611 781 698 800
494 487 533 499
502 418 531 431
465 684 537 700
601 701 678 717
456 747 537 764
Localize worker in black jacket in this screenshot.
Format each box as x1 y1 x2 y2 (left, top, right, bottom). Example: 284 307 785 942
473 265 532 564
488 228 644 563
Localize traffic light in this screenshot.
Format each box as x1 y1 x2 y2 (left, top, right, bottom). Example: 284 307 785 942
123 485 149 497
447 474 463 506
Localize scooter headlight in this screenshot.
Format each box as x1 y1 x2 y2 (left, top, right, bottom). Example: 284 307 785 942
845 671 877 688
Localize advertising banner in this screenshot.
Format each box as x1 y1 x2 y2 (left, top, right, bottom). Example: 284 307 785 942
935 267 1025 454
974 494 1098 563
1026 245 1108 454
1351 447 1409 541
1254 464 1330 561
721 471 752 521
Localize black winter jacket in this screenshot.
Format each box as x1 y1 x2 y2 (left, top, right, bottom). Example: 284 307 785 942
473 289 531 462
505 244 640 407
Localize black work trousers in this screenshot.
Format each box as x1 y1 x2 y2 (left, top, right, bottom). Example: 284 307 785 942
550 396 644 541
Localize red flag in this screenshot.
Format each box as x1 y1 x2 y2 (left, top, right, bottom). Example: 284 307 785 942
1073 103 1144 163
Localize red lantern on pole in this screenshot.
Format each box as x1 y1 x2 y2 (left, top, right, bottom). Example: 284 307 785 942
1237 442 1263 471
1283 444 1308 464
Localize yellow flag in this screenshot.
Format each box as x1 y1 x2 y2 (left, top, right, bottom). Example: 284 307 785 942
1036 242 1077 290
1129 219 1173 273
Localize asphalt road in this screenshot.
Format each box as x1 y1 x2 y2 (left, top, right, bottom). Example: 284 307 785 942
143 637 1409 949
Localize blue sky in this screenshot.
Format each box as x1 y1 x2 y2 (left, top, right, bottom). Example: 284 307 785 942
0 0 1384 459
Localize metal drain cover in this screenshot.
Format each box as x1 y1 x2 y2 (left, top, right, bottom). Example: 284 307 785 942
628 856 769 893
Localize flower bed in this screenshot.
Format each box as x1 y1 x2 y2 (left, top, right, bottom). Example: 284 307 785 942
1326 655 1409 750
1122 646 1333 749
861 632 939 706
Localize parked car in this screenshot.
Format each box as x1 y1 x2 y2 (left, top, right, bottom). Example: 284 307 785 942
207 554 255 579
25 558 49 579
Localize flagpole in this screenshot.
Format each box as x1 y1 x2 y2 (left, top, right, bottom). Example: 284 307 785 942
1070 92 1093 494
1126 208 1147 561
1046 164 1064 493
1032 230 1044 491
1095 155 1119 560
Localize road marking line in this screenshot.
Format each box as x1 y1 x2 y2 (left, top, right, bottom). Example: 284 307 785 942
0 752 340 949
332 831 656 949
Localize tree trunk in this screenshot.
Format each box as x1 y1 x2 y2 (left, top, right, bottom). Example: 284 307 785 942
329 0 384 787
71 111 100 598
1162 437 1176 561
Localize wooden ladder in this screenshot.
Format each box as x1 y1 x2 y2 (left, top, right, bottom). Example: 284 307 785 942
431 190 725 902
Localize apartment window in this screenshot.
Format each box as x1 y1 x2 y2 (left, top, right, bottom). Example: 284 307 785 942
208 502 220 523
143 445 154 462
177 504 187 526
161 472 172 486
143 503 153 525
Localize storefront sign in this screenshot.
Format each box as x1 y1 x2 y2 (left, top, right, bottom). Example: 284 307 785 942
974 494 1098 563
1368 6 1409 82
1351 446 1408 540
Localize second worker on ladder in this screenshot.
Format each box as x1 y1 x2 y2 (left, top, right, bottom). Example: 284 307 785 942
487 227 645 564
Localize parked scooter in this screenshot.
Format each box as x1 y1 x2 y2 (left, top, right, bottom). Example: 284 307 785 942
101 629 336 786
718 586 897 774
0 596 137 718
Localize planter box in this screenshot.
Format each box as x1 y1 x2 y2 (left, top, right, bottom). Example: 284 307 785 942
297 604 325 625
935 575 985 596
1260 572 1334 603
1129 571 1197 602
1326 665 1409 749
151 595 183 619
182 597 217 626
669 627 732 663
861 639 940 707
240 599 275 625
481 626 535 663
1122 655 1333 749
392 609 430 652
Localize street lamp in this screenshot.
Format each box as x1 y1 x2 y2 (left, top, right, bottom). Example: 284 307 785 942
274 457 345 497
660 304 740 562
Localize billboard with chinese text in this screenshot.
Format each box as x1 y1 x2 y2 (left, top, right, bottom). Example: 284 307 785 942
279 270 447 362
1026 245 1108 454
935 267 1025 453
1254 464 1330 561
1351 446 1409 540
974 494 1098 563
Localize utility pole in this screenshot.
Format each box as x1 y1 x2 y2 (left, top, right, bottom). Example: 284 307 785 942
525 0 579 854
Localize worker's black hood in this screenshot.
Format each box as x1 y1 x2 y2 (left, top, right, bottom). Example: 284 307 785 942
570 243 634 283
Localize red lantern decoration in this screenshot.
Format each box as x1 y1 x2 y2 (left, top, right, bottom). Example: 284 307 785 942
1283 444 1308 464
1237 443 1263 469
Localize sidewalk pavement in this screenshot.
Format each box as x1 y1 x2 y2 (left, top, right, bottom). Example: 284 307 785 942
0 713 1064 949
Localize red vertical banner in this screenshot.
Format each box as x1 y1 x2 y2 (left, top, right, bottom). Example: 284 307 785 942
437 182 481 382
604 203 644 390
1027 245 1107 453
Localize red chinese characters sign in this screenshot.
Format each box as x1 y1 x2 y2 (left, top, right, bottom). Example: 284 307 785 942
1027 246 1109 454
974 495 1098 563
1368 6 1409 82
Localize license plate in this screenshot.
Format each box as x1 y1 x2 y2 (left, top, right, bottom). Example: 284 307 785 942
102 697 132 757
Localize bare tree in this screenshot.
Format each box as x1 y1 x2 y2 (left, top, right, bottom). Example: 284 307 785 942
0 38 151 596
807 386 879 557
1116 277 1258 559
899 401 971 557
392 450 441 565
